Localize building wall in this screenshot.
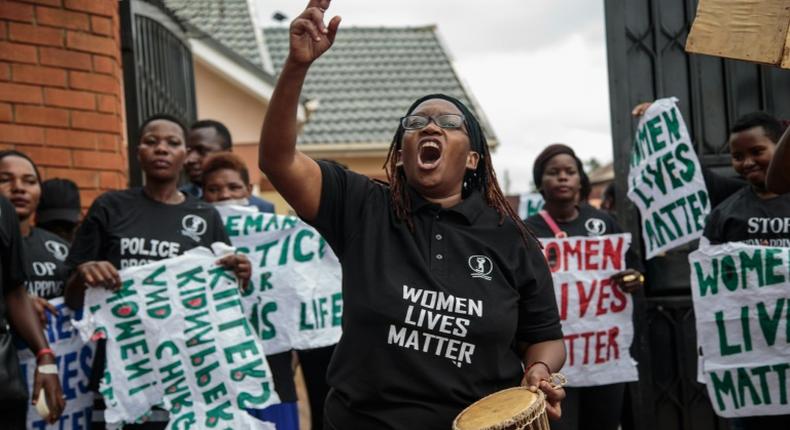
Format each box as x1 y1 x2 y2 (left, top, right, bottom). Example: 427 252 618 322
0 0 126 209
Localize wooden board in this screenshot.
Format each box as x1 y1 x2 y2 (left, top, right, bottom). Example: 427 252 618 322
686 0 790 68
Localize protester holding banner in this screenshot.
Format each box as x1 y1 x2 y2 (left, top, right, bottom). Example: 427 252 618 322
258 1 566 429
0 194 66 427
525 144 643 430
201 151 301 430
0 151 70 324
63 114 252 428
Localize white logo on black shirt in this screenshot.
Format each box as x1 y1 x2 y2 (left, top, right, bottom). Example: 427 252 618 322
44 240 68 261
181 215 207 241
468 255 493 281
585 218 607 236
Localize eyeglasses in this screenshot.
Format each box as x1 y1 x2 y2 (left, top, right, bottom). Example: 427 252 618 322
400 114 465 130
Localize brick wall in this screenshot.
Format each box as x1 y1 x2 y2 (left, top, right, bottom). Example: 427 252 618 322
0 0 126 209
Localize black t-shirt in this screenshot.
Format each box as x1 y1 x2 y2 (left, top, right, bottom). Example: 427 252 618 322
23 227 70 299
702 166 747 209
524 204 644 272
1 195 28 303
703 186 790 246
67 188 230 271
309 161 562 430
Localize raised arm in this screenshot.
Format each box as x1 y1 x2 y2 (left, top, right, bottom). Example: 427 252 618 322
259 0 341 221
767 126 790 194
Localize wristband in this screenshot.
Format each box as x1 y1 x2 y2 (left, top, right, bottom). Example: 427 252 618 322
37 364 58 375
36 348 54 361
525 360 552 376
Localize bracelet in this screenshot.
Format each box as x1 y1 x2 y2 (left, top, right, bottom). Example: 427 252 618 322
37 364 58 375
36 348 54 361
525 360 552 376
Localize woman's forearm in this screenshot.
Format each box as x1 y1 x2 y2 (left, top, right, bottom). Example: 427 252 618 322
64 272 87 310
6 286 49 353
523 339 566 372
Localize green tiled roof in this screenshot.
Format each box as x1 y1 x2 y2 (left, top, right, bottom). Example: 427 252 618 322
264 26 495 146
162 0 263 68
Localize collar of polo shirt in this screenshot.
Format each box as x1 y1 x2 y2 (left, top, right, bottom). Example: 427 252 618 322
406 187 486 225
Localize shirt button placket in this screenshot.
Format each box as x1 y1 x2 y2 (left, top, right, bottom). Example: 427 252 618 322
432 216 447 278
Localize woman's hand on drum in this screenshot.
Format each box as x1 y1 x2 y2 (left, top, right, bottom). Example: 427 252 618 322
217 254 252 291
522 364 565 420
611 269 644 293
288 0 341 66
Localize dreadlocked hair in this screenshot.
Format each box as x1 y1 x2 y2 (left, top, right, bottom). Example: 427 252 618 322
383 94 538 248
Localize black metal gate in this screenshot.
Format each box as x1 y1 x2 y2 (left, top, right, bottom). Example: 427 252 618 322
120 0 196 187
605 1 790 429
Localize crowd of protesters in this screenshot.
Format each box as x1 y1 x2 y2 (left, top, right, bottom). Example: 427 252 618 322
2 1 790 430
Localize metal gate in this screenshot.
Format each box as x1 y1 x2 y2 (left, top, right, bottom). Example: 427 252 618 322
120 0 196 187
605 1 790 429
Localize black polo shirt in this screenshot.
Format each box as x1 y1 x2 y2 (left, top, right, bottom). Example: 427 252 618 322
703 186 790 246
309 161 562 430
23 227 70 299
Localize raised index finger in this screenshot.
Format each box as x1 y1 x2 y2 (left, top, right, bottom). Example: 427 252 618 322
306 0 331 11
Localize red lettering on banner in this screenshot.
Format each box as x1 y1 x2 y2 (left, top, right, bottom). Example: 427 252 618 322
610 280 627 313
577 280 596 317
545 241 561 272
560 282 568 320
575 278 629 318
603 236 624 270
563 326 621 366
563 240 582 271
584 240 600 270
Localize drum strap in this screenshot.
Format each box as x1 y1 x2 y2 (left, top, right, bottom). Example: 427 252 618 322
538 210 567 238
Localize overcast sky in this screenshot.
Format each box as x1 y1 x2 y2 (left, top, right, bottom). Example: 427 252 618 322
254 0 612 194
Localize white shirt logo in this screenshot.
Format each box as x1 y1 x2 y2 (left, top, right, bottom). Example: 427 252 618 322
181 215 207 241
585 218 607 236
468 255 493 281
44 240 69 261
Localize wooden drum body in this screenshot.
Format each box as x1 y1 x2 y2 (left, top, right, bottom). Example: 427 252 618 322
453 387 550 430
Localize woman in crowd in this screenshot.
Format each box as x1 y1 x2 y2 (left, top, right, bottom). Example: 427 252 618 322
63 114 252 428
524 144 644 430
0 173 66 424
0 151 70 324
258 2 566 429
200 152 301 430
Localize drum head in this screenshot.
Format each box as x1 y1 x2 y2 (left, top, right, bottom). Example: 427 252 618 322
454 387 541 430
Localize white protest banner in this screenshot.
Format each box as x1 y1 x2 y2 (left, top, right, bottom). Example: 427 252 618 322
218 206 342 354
16 297 95 430
627 97 710 259
518 192 544 220
690 242 790 418
538 234 638 386
75 246 278 429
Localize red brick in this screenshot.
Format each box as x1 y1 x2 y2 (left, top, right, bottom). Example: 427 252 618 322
21 0 62 6
90 15 111 36
12 64 66 86
36 6 89 31
44 87 94 110
0 41 37 64
0 21 6 40
0 2 34 22
95 94 114 113
38 46 91 71
9 22 63 47
64 0 114 17
71 110 118 132
92 54 112 74
96 132 118 151
15 104 69 126
0 64 8 81
72 149 123 169
43 167 97 187
44 127 95 148
25 145 71 167
0 102 11 122
68 70 116 94
0 123 44 143
99 170 122 188
65 30 116 56
79 188 102 207
0 81 42 103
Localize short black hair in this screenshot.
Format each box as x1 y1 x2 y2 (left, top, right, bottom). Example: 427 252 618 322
139 114 188 141
730 112 785 143
0 149 42 183
191 119 232 150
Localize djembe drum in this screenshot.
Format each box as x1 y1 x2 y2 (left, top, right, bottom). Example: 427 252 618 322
452 387 550 430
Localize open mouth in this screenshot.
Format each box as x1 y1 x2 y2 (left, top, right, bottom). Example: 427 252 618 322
418 141 442 169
